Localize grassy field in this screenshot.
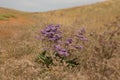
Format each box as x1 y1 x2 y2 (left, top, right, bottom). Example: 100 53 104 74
0 0 120 80
0 13 17 20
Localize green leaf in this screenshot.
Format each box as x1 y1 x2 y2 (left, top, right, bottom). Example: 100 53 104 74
66 58 79 67
36 50 53 67
41 50 47 56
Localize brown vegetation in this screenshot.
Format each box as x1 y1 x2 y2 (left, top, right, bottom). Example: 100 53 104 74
0 0 120 80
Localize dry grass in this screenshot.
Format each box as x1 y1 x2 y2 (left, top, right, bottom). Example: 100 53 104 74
0 0 120 80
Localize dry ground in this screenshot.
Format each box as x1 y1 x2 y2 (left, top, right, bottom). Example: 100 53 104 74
0 0 120 80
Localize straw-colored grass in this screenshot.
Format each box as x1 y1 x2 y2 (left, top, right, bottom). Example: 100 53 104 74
0 0 120 80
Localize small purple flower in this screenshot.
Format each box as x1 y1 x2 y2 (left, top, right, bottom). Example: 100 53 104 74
55 24 60 28
45 27 51 32
74 45 83 49
52 34 62 41
65 38 73 45
80 37 88 41
41 30 45 34
54 45 61 51
76 27 88 41
59 49 69 56
76 35 84 38
54 45 69 56
51 27 57 32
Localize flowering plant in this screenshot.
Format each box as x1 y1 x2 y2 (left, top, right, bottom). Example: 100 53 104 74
36 24 89 67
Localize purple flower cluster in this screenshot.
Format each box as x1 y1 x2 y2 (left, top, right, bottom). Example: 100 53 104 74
41 24 62 42
54 45 69 56
38 24 87 57
76 27 88 41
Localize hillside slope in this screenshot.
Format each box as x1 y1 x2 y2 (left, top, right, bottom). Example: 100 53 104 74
0 7 35 26
0 7 36 39
33 0 120 31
